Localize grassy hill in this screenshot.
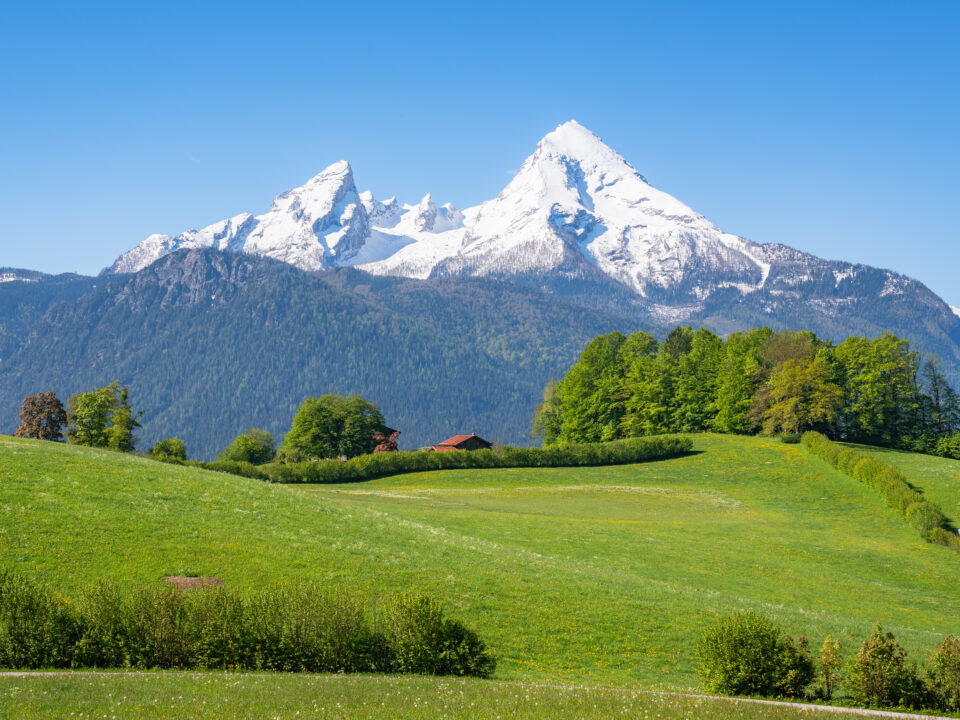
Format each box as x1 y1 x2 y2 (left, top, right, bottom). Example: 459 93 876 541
2 433 959 693
848 442 960 526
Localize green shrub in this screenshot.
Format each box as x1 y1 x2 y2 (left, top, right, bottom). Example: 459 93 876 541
219 429 276 465
148 437 188 462
696 611 813 698
0 571 77 669
775 636 816 698
934 433 960 460
930 635 960 711
779 433 801 444
905 502 947 537
381 594 496 678
848 626 926 709
0 573 493 677
267 435 693 484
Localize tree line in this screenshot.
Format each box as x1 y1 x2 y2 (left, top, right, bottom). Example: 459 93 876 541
13 384 399 467
534 325 960 456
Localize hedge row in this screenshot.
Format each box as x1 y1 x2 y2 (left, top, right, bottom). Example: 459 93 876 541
0 572 495 676
802 431 960 552
263 435 693 484
151 456 271 480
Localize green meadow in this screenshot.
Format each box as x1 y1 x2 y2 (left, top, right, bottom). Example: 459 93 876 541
3 431 960 718
3 433 960 690
850 442 960 526
0 672 898 720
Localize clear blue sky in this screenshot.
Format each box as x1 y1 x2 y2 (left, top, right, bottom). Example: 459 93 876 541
2 1 958 306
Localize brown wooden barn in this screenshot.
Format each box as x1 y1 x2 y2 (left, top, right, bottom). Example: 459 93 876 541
430 433 493 453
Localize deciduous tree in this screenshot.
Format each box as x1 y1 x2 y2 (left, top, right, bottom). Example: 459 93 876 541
13 392 67 441
279 394 388 461
67 382 141 450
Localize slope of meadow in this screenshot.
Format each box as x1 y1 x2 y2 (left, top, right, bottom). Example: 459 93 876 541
1 433 959 691
848 443 960 525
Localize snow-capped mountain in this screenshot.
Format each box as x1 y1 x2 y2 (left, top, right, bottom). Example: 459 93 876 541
109 160 469 275
110 121 959 332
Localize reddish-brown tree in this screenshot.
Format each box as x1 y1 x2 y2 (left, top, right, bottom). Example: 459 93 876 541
14 391 67 441
373 430 400 453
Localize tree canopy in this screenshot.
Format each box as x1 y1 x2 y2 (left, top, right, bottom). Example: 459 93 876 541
534 326 960 454
67 382 141 451
219 429 276 465
13 391 67 441
278 394 389 461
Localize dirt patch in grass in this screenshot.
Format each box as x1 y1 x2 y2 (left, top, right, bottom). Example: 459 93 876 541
163 576 224 591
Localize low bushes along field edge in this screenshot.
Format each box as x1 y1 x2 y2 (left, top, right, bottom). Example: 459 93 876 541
801 431 960 552
0 571 495 677
263 434 694 484
698 610 960 713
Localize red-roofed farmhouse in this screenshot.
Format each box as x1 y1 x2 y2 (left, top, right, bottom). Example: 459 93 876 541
431 433 493 453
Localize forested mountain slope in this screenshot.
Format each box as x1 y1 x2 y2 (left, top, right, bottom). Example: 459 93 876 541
0 250 631 457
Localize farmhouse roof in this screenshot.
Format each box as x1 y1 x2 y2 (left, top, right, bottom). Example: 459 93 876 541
435 434 481 446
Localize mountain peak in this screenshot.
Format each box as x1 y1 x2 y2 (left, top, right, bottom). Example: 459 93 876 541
535 120 630 170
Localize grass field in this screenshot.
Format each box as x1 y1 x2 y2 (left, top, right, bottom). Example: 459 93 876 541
2 433 960 693
0 673 921 720
848 443 960 526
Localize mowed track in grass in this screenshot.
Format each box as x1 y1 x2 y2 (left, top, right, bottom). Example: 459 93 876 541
1 434 959 690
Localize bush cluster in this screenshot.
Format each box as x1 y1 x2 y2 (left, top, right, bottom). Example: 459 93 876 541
264 435 694 484
935 433 960 460
698 613 960 712
696 611 813 698
0 572 494 677
801 431 960 552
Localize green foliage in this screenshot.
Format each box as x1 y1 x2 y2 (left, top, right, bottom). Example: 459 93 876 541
929 635 960 711
935 432 960 460
0 570 77 669
833 334 920 447
819 635 842 700
67 382 140 451
192 459 270 480
382 594 495 677
774 635 815 699
538 325 959 454
847 626 926 709
750 356 843 435
0 572 493 677
267 435 693 484
219 428 276 465
148 437 187 462
696 611 812 698
279 395 387 461
802 431 956 550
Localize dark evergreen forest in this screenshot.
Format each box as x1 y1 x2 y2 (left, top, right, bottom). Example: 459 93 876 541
0 251 630 458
